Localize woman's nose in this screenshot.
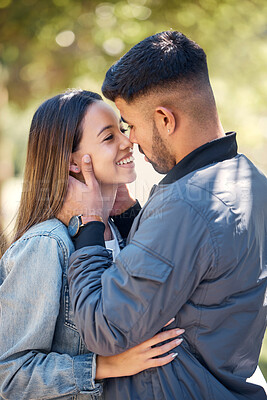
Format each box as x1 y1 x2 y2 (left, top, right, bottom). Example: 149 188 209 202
119 133 132 149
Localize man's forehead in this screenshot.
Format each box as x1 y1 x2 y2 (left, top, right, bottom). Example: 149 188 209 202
115 96 149 124
115 96 139 113
120 116 128 124
115 96 127 109
115 97 133 119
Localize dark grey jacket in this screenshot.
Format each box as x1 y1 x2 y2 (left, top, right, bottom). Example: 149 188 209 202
68 134 267 399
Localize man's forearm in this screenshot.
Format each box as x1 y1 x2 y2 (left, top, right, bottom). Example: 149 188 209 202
68 245 131 356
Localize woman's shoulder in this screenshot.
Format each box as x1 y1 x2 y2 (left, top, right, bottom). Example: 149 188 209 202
3 219 74 264
26 218 72 241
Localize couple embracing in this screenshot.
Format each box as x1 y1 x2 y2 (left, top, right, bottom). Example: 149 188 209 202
0 31 266 400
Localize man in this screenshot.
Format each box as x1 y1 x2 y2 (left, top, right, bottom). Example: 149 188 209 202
63 31 267 399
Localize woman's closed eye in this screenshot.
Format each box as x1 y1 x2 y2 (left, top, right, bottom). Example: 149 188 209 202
103 134 114 141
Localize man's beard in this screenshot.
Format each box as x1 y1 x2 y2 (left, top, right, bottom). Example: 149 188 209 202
139 122 174 174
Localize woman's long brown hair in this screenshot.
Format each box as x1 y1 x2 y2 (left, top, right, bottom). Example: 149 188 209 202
13 89 102 242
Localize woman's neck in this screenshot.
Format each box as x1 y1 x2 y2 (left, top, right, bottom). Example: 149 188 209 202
100 184 118 240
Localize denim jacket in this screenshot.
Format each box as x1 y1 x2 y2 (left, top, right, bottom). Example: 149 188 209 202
0 218 103 400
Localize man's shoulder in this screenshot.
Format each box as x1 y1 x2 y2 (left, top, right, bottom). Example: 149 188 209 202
153 154 267 205
187 154 267 207
140 153 267 238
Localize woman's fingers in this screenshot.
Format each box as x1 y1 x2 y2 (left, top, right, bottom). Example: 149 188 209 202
144 328 184 348
81 155 95 187
163 317 175 327
148 352 178 368
145 328 184 368
148 337 183 358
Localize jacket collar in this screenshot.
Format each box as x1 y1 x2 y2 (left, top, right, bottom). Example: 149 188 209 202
159 131 238 186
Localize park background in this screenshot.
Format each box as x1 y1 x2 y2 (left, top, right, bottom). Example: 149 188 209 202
0 0 266 380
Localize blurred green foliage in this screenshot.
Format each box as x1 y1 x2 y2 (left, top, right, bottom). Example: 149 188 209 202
260 332 267 384
1 0 267 177
0 0 266 380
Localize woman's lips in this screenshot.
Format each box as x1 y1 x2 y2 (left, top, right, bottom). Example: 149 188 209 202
116 160 135 168
115 152 133 164
115 154 135 168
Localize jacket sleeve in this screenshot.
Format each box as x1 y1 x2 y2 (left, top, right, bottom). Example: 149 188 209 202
0 235 102 400
68 198 216 356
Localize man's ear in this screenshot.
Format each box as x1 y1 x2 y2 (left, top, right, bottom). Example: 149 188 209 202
154 106 176 136
69 155 80 174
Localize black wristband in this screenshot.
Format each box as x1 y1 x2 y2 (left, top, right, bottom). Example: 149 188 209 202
73 221 105 250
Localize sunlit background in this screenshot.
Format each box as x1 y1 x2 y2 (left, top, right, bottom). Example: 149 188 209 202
0 0 266 377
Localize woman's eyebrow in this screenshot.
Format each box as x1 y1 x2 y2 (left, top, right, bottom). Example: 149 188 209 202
97 125 114 137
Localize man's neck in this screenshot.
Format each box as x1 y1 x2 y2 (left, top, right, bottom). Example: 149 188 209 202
174 121 225 165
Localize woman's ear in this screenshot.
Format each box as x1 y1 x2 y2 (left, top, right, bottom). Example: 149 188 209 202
69 156 80 174
154 106 176 136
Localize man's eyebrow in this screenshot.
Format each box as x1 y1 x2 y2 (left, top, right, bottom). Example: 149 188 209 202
97 125 114 137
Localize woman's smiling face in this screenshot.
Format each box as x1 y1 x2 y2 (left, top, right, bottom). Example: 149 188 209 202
71 100 136 186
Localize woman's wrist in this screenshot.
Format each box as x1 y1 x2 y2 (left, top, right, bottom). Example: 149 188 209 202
82 214 104 224
119 199 137 214
111 199 137 217
95 355 113 380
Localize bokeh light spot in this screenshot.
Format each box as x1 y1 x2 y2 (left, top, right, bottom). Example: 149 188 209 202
55 30 75 47
103 37 125 56
95 3 114 18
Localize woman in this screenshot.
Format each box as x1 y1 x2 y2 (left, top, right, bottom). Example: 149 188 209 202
0 89 184 399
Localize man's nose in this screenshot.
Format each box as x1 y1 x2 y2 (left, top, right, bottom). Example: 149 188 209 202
129 130 137 144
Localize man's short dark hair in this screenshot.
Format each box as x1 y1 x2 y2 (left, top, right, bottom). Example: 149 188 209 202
102 31 209 102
